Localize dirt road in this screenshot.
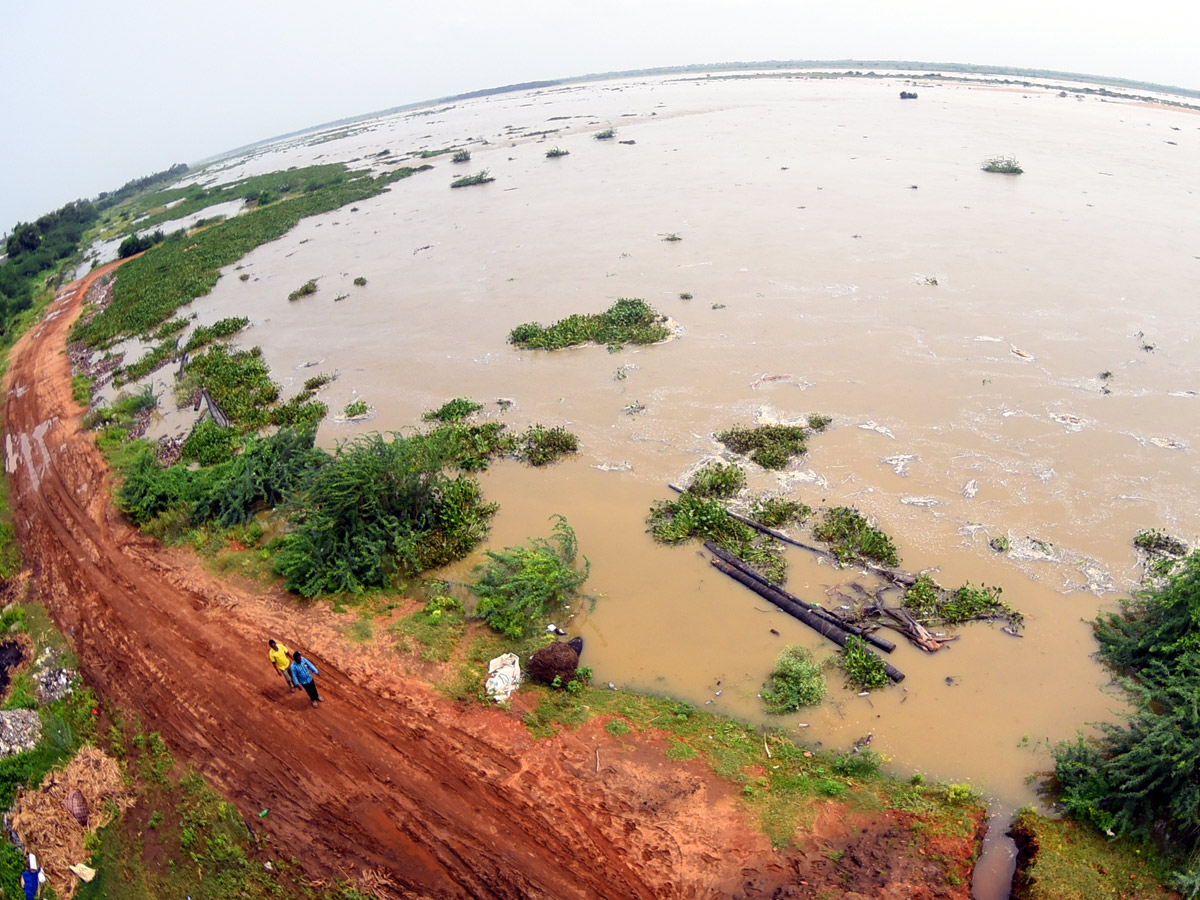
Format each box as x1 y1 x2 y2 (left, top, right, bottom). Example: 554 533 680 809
4 266 977 899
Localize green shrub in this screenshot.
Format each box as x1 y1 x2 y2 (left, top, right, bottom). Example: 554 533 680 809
813 506 900 566
594 128 615 140
353 276 367 286
687 462 746 499
472 515 589 638
451 149 471 163
545 147 570 158
182 316 249 353
344 399 369 418
761 646 826 713
1134 529 1188 557
179 418 238 466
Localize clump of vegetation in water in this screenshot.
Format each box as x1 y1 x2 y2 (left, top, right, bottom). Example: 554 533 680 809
648 490 786 583
749 496 811 528
515 424 578 466
508 297 669 350
183 316 249 353
989 535 1010 553
451 149 471 163
761 646 826 712
178 345 278 431
679 292 693 300
287 280 318 301
716 423 814 470
344 399 369 418
423 398 483 423
813 506 900 567
839 635 889 689
594 128 615 140
1134 529 1189 558
471 515 589 639
902 575 1021 627
82 386 157 432
303 373 334 392
981 155 1023 174
1052 551 1200 894
450 170 494 188
687 462 745 499
353 276 367 286
663 233 682 242
116 341 176 385
545 147 569 158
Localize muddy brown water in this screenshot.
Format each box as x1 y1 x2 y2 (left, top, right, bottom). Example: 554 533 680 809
114 71 1200 896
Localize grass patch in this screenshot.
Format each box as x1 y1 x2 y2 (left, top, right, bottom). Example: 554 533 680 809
450 170 495 188
1009 809 1179 900
761 646 826 713
393 595 467 662
715 423 814 470
71 373 94 405
182 316 249 353
981 155 1024 174
813 506 900 567
508 297 669 350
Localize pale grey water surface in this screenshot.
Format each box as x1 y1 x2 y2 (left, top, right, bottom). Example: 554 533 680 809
127 71 1199 894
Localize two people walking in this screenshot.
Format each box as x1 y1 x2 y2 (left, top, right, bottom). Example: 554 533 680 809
268 639 324 708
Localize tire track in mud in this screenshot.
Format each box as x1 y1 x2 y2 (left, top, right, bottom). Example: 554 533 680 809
4 264 812 899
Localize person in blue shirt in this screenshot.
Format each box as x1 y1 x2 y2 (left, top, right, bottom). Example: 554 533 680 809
20 863 40 900
289 651 324 707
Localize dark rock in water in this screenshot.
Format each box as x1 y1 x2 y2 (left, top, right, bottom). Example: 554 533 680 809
527 642 579 686
567 636 584 658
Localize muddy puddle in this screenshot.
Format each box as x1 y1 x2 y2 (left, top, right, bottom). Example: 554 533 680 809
110 71 1200 890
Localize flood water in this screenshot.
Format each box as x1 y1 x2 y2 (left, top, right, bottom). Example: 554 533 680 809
122 71 1200 894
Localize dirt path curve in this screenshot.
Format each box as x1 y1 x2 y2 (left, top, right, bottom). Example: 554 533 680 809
3 265 818 899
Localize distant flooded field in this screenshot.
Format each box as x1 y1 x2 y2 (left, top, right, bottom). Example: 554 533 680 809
130 71 1200 817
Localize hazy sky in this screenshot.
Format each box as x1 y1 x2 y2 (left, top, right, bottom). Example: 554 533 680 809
3 0 1198 231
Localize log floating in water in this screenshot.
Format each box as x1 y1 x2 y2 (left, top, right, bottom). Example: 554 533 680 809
708 556 905 683
703 542 897 654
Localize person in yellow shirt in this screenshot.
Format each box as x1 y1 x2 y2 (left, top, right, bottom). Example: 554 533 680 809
268 639 295 692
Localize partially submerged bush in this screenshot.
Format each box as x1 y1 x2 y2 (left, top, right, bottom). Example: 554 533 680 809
423 398 483 423
515 424 578 466
981 155 1023 174
508 297 669 351
594 128 616 140
545 147 569 158
687 462 745 499
472 515 589 639
648 490 786 583
451 149 471 163
749 496 811 528
1134 529 1188 558
179 418 237 466
839 635 889 689
761 646 826 713
450 170 494 189
716 424 813 470
288 280 318 301
344 399 369 418
813 506 900 567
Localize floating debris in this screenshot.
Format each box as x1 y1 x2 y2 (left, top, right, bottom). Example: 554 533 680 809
900 496 940 507
859 420 896 439
973 335 1005 343
1050 413 1087 432
961 479 979 499
750 373 797 390
1149 437 1186 450
1009 344 1036 361
880 454 915 476
592 460 632 472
